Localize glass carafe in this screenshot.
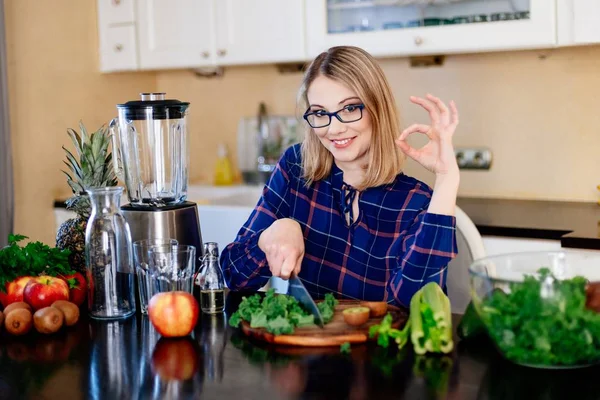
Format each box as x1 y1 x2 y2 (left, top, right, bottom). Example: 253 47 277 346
110 92 190 207
85 187 136 320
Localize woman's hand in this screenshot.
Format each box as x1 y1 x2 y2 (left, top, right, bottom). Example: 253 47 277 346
396 94 459 177
258 218 304 280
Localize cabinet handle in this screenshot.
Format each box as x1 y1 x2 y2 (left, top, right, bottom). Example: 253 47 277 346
201 51 210 58
114 44 123 52
217 49 227 57
414 36 423 46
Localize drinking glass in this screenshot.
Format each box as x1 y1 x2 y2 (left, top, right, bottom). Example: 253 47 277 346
147 244 196 298
133 238 178 314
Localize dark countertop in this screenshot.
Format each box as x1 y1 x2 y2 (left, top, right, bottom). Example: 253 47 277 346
456 197 600 250
3 292 600 400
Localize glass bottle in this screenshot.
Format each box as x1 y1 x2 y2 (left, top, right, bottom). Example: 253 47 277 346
199 255 225 314
203 242 219 259
85 187 136 320
194 242 219 299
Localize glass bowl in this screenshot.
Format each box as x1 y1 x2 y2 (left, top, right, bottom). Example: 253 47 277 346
469 250 600 369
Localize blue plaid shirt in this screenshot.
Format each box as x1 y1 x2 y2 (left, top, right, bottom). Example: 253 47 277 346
221 144 457 307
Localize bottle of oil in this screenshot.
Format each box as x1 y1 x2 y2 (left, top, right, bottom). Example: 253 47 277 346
213 143 235 186
199 254 225 314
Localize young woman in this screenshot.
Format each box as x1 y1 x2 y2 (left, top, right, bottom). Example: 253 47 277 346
221 46 459 307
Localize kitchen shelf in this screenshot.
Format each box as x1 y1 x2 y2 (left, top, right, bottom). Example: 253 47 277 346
327 0 512 11
328 1 400 10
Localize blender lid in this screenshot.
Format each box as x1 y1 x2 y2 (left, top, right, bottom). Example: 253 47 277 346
117 92 190 120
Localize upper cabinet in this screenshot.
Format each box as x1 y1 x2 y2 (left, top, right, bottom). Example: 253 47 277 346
557 0 600 46
214 0 306 65
137 0 216 69
305 0 556 58
97 0 139 72
96 0 600 73
97 0 306 72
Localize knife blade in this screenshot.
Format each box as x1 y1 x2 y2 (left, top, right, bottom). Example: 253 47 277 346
287 276 324 328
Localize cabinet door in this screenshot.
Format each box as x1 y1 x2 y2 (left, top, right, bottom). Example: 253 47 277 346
557 0 600 45
99 25 139 72
214 0 306 65
137 0 215 69
306 0 556 59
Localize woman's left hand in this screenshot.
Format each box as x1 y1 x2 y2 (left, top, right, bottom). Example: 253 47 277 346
396 94 459 176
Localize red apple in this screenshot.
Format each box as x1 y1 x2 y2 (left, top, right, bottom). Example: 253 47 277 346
0 276 34 308
151 337 199 381
59 272 87 307
148 291 199 338
23 276 69 311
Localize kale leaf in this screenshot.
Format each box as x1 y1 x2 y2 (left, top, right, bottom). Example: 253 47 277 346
229 289 338 335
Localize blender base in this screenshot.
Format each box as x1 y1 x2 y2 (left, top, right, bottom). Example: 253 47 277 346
121 201 204 265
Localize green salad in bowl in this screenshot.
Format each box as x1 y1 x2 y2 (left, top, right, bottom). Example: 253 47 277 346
469 251 600 368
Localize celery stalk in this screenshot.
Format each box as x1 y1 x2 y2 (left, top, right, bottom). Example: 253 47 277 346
411 282 454 355
410 289 427 355
394 319 411 350
438 284 454 353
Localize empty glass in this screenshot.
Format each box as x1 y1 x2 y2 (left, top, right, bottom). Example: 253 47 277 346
133 238 178 314
147 244 196 298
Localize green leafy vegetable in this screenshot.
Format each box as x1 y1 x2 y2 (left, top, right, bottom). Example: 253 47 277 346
0 234 74 292
479 267 600 366
229 289 339 335
340 342 351 354
317 293 338 324
369 282 453 354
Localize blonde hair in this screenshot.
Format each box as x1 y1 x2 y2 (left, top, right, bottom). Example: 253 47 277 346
298 46 404 191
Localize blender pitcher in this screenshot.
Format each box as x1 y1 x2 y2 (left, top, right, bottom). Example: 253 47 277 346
109 93 190 207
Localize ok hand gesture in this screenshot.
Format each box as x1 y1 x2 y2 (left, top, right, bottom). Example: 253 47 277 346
396 94 459 176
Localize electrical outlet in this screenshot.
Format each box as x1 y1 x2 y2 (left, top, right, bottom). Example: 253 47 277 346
454 147 492 170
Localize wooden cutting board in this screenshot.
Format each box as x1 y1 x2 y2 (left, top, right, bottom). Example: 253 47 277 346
240 300 408 347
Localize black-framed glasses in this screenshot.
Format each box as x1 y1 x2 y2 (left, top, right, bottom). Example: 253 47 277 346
303 104 365 128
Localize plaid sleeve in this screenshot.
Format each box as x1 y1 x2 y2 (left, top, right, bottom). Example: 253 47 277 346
220 158 291 291
387 211 457 307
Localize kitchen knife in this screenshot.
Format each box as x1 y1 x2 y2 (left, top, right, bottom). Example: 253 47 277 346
287 276 324 328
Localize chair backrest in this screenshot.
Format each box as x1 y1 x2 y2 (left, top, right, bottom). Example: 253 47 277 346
446 205 486 313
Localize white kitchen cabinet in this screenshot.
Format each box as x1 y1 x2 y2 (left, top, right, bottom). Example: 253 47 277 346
98 0 135 25
557 0 600 46
134 0 305 70
305 0 556 59
214 0 306 65
137 0 216 69
97 0 138 72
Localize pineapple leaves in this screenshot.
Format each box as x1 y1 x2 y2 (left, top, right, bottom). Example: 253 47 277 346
61 122 119 217
66 128 83 158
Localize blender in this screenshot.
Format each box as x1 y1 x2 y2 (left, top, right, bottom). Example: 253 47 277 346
109 92 203 270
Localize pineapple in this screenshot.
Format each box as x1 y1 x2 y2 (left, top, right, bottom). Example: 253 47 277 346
56 122 118 274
